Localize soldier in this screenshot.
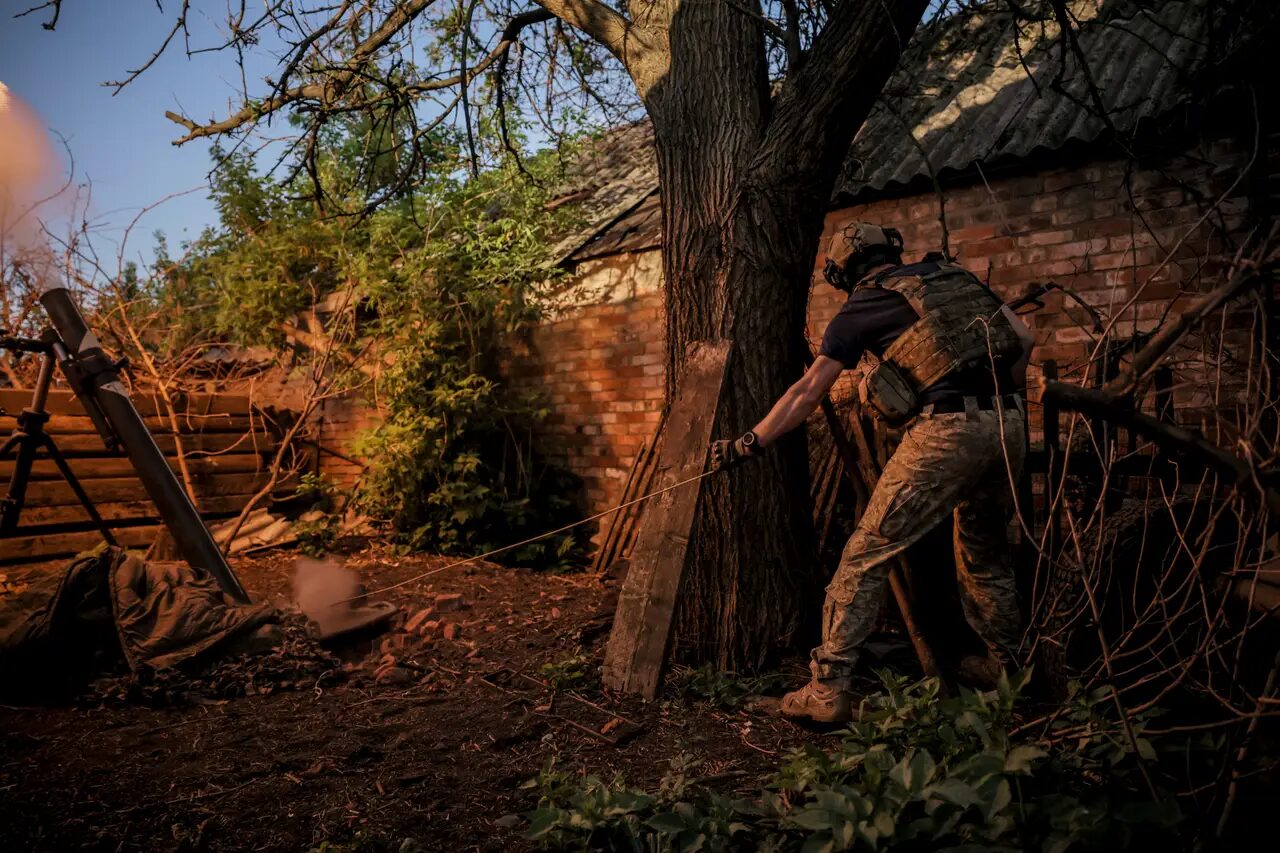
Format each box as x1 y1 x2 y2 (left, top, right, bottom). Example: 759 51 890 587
710 223 1035 723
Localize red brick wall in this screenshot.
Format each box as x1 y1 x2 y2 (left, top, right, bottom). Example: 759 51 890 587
217 365 378 491
312 135 1253 519
316 395 377 489
509 135 1253 515
808 137 1253 445
507 279 667 516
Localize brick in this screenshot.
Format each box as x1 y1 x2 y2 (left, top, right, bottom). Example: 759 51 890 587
1053 325 1099 344
956 236 1015 259
950 224 999 242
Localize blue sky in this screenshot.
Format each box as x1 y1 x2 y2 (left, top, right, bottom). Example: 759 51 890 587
1 0 282 265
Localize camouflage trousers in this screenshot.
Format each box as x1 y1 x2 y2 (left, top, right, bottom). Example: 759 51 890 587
812 400 1026 688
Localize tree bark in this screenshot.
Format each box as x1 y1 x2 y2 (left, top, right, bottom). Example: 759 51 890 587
625 0 928 669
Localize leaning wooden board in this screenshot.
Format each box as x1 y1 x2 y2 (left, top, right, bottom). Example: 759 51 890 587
0 389 298 566
602 341 731 699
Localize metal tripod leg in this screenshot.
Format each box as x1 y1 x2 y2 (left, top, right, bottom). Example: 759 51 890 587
0 425 118 547
0 430 30 533
1 347 54 535
38 433 118 547
1 345 117 547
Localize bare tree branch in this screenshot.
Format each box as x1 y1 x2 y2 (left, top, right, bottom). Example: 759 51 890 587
724 0 789 45
1044 380 1280 515
781 0 803 70
1047 0 1118 137
165 0 442 142
757 0 929 186
106 1 192 94
1106 236 1278 399
533 0 633 61
164 3 558 146
267 0 357 105
14 0 62 31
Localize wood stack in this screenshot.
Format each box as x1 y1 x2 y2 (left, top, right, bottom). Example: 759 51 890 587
0 389 300 567
591 413 666 575
809 440 846 556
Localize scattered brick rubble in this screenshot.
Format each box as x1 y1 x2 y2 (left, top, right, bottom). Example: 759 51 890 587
367 592 478 685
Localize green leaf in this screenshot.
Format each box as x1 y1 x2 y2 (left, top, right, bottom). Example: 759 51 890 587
678 833 707 853
524 809 561 839
646 812 687 834
986 779 1012 820
790 809 836 831
1004 745 1047 773
908 750 938 789
929 779 981 808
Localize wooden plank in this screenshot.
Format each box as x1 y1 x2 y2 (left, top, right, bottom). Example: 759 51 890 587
8 495 252 529
602 341 730 698
0 525 166 565
0 452 270 483
592 415 666 574
591 439 648 573
20 471 300 508
614 430 663 565
0 413 260 435
32 431 277 456
0 389 254 419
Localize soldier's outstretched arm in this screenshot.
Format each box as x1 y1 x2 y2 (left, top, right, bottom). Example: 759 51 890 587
708 357 844 471
752 356 845 447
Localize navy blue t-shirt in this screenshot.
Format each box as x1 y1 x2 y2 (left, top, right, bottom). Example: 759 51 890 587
818 262 1012 402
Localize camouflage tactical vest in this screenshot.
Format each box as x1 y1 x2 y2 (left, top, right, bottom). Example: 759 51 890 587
858 264 1022 425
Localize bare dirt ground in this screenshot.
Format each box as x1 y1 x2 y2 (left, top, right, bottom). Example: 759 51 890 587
0 543 828 852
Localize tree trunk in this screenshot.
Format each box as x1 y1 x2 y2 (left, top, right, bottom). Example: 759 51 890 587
631 0 929 670
634 1 801 670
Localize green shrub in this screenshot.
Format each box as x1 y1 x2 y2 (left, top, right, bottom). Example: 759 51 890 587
665 664 790 711
294 474 343 556
520 671 1184 851
152 131 590 568
541 652 595 691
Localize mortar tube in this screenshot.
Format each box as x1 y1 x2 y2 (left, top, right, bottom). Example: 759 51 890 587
39 284 251 603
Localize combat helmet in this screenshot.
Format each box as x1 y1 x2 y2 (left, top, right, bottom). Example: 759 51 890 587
822 222 905 291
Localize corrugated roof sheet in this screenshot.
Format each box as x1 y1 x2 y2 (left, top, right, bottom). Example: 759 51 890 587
563 0 1220 263
837 0 1210 200
548 122 657 263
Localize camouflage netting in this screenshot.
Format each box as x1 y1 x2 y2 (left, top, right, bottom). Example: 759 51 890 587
0 547 340 704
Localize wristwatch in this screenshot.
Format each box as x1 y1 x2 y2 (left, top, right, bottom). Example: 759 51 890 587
738 430 763 455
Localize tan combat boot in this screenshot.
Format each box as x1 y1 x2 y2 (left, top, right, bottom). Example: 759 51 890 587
780 679 858 723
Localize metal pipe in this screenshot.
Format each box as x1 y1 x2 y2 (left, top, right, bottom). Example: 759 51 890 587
39 284 250 602
30 349 55 412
